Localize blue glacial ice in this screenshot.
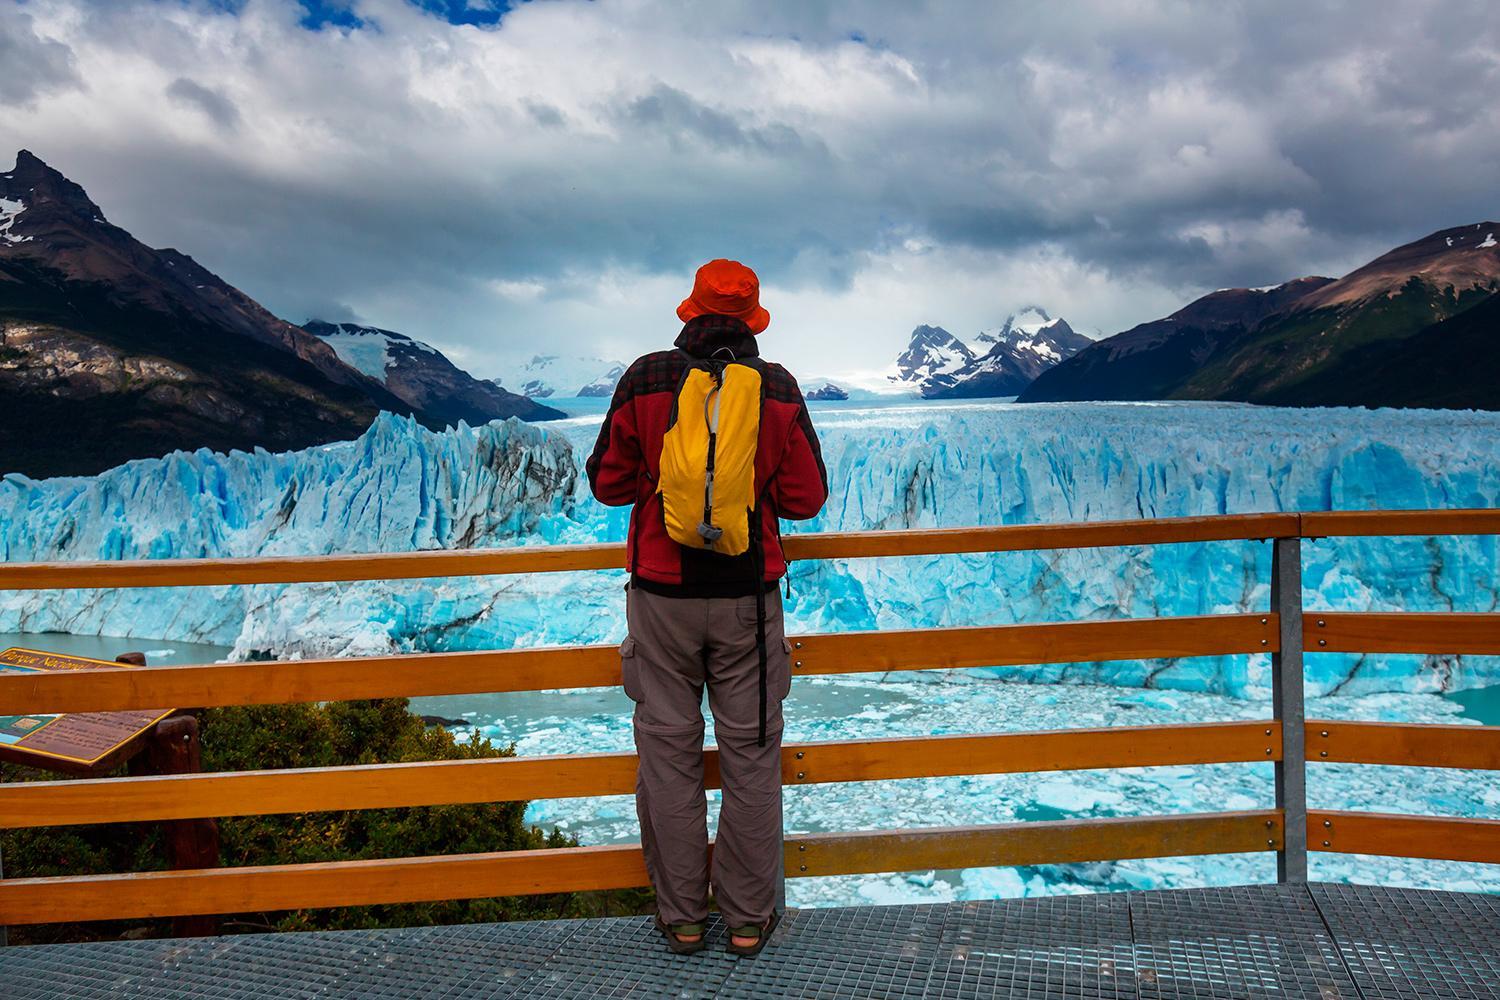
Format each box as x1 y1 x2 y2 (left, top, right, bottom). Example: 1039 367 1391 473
3 399 1498 698
3 398 1500 904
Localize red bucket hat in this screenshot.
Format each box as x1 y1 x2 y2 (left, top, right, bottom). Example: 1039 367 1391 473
676 258 770 334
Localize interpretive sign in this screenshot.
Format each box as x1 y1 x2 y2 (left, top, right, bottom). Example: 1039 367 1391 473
0 647 173 772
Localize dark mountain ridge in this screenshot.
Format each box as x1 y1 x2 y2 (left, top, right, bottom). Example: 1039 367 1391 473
1020 223 1500 409
304 321 561 426
1 150 552 478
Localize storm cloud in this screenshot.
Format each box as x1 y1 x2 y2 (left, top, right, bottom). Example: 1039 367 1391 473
2 0 1496 376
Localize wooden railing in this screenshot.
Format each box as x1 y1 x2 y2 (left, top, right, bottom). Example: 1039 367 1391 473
1 510 1498 929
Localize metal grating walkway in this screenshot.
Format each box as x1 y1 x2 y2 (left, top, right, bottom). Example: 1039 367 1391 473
4 883 1498 999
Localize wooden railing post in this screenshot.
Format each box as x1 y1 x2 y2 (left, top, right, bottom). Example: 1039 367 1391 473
1271 534 1308 882
147 715 220 938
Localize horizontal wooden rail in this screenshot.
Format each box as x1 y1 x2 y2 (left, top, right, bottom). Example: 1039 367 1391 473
0 514 1299 592
783 720 1281 785
0 811 1282 924
1305 612 1500 654
781 513 1298 561
0 646 615 716
0 843 652 925
1307 721 1500 770
1310 810 1500 865
0 545 625 591
5 509 1496 596
790 811 1283 877
0 614 1277 716
1302 508 1500 538
791 614 1276 677
0 721 1280 829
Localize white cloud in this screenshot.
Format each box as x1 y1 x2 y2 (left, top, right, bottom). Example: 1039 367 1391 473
2 0 1496 378
487 278 547 301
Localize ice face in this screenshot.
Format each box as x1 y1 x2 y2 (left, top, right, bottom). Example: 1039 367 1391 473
5 399 1499 907
2 400 1499 695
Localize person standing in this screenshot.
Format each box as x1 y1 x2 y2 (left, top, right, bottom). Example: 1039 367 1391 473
586 259 828 956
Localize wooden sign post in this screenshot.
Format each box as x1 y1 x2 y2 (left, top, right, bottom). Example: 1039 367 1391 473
0 647 219 939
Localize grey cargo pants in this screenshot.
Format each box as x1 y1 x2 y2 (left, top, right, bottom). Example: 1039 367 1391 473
621 583 792 929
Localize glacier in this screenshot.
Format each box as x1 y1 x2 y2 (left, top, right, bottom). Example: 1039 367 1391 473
3 397 1499 906
3 399 1498 698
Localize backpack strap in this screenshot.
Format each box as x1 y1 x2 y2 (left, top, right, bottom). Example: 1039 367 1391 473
742 359 770 747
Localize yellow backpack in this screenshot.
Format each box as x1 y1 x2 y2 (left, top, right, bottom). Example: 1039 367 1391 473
657 356 764 556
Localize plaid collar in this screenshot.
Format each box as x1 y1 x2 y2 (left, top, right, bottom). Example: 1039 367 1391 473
674 315 760 361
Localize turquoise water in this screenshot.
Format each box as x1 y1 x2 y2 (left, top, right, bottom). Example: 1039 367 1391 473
1446 685 1500 726
0 632 231 666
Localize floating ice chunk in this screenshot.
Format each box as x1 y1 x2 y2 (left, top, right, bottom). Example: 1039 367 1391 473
1033 779 1126 813
959 866 1030 899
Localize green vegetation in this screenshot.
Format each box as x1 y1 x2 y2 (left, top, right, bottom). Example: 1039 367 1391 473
1 699 651 944
1177 281 1496 404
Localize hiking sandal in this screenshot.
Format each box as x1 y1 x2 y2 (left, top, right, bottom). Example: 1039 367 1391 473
654 913 707 955
725 910 780 957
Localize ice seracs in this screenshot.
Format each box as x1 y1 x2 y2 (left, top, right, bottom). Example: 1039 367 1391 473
4 399 1498 702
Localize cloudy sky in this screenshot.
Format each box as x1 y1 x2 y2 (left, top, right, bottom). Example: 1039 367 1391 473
3 0 1497 379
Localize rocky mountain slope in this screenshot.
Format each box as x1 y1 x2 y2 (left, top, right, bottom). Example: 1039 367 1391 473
306 322 560 426
0 150 552 477
1267 286 1500 411
1021 224 1500 408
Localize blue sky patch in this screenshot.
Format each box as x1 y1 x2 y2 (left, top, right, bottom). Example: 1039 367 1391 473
293 1 519 31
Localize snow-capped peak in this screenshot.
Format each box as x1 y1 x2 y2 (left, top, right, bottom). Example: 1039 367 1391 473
306 321 437 382
974 307 1062 346
877 311 1088 399
0 196 32 245
891 325 976 384
1008 306 1055 337
499 354 627 398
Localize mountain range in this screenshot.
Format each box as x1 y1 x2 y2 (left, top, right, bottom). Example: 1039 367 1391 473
496 354 627 399
821 307 1090 399
304 321 557 428
0 150 556 478
1021 224 1500 408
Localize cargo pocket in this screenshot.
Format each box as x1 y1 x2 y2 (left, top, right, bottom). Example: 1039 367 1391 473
620 636 645 703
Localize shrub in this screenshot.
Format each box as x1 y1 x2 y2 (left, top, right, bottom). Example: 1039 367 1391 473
2 698 651 944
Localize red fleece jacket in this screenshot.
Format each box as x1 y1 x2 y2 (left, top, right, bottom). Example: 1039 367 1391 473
586 315 829 596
